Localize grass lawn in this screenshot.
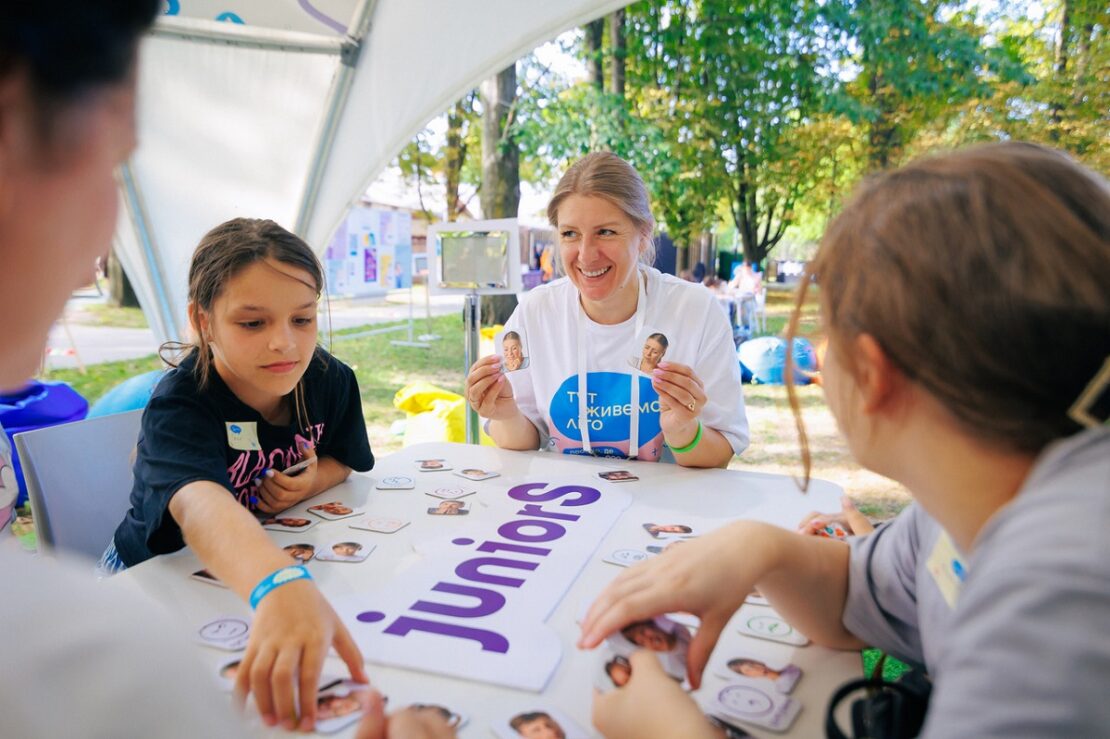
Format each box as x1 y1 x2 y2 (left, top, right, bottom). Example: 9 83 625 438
41 285 910 523
67 301 149 329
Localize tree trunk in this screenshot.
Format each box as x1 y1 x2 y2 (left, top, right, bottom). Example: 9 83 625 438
586 18 605 90
107 250 140 308
445 98 468 221
480 64 521 326
609 9 626 97
1049 0 1072 140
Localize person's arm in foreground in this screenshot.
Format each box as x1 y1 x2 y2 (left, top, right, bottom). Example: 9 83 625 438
169 482 367 732
581 520 865 683
466 355 540 450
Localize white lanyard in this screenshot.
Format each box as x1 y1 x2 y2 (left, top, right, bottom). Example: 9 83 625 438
576 270 646 458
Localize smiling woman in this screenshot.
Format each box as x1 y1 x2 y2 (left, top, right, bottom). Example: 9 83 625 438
465 153 749 469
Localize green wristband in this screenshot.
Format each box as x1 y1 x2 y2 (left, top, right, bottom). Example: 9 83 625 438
668 420 703 454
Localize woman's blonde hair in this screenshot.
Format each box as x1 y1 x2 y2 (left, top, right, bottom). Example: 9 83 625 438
547 152 657 266
787 142 1110 485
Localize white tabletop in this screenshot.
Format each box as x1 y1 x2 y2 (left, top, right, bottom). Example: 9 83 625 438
109 442 861 737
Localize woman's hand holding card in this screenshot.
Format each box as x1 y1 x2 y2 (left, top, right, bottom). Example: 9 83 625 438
592 651 723 739
255 442 320 513
234 579 367 732
464 355 522 421
651 361 708 438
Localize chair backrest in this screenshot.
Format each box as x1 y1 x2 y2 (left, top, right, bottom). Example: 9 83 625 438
14 410 142 561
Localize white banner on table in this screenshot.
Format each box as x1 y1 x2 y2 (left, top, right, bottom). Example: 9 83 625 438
334 479 630 691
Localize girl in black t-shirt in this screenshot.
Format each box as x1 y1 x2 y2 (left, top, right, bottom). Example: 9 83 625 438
105 218 373 730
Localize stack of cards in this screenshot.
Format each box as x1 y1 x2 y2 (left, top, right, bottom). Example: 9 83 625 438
196 616 251 651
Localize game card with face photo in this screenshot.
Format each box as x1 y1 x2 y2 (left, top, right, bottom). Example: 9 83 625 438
307 500 362 521
598 469 639 483
716 656 803 694
453 467 500 481
642 522 699 540
426 486 475 500
196 615 251 651
315 540 375 563
399 702 468 731
416 458 451 472
282 542 316 563
735 605 810 646
215 658 241 691
315 681 372 734
190 568 229 588
496 330 529 372
745 590 770 606
427 500 470 516
494 706 589 739
376 475 416 490
606 615 692 684
629 328 670 375
708 680 802 733
350 516 410 534
646 539 690 556
595 644 634 693
259 515 318 533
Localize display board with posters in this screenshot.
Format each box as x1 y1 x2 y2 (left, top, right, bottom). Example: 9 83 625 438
325 206 413 297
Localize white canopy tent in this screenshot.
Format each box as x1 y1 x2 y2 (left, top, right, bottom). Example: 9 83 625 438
115 0 627 343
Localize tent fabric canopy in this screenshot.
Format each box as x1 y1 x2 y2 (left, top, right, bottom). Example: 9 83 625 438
114 0 628 344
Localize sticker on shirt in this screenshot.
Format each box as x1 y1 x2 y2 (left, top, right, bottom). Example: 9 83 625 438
196 615 251 651
282 543 316 563
316 540 375 563
735 605 809 646
492 706 589 739
350 516 410 534
260 516 319 533
716 657 802 694
629 329 670 375
926 530 966 609
225 421 261 451
496 330 530 372
307 500 362 520
376 475 415 490
548 372 663 459
709 679 801 733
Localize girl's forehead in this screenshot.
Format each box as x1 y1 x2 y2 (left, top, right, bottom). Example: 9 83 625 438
218 259 317 307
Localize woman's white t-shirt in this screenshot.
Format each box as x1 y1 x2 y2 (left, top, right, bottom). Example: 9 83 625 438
499 267 749 461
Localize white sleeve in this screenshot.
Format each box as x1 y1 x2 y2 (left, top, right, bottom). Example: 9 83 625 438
693 296 750 454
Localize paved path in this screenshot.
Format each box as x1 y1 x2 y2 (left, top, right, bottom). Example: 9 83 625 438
45 288 464 370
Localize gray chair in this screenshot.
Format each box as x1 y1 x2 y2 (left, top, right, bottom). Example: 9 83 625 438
14 410 142 561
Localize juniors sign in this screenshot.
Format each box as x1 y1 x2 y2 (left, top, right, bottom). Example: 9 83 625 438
335 480 630 691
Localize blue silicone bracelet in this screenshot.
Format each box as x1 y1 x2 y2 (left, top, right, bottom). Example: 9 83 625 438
249 565 313 610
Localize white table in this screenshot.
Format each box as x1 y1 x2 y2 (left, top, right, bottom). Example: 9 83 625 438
110 442 861 737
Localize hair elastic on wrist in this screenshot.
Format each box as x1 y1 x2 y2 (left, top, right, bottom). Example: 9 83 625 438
249 565 312 610
668 420 703 454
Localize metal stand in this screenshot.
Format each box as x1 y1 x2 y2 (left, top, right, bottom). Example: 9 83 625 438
390 280 430 348
463 291 481 444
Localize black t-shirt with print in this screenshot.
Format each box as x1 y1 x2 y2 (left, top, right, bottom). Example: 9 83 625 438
113 348 373 567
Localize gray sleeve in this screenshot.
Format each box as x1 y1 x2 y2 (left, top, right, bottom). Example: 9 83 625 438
842 505 930 668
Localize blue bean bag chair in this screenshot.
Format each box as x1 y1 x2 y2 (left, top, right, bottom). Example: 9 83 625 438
88 369 166 419
738 337 818 385
0 381 88 506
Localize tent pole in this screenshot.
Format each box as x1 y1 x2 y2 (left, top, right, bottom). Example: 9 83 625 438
118 162 180 341
294 0 379 241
